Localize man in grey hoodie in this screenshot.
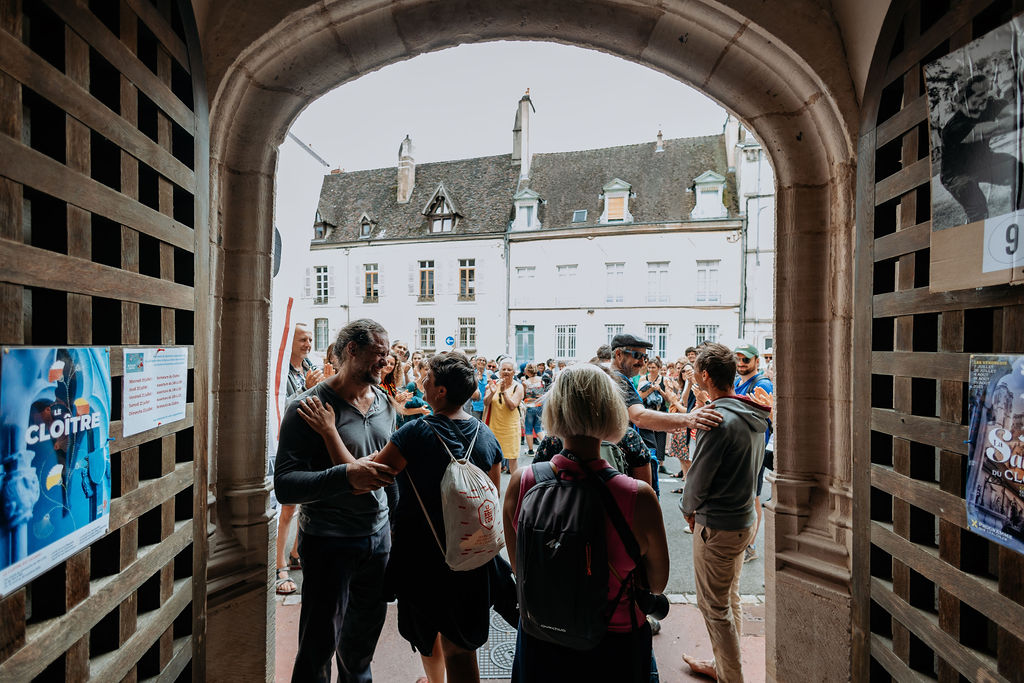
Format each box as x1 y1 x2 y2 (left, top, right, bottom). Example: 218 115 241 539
680 343 771 682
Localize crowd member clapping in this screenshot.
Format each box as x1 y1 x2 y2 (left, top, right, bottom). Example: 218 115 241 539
503 364 669 682
486 358 525 473
520 362 547 455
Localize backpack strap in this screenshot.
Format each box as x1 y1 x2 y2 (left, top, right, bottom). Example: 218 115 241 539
424 416 481 463
404 467 447 560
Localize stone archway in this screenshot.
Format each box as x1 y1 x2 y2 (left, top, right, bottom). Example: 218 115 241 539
202 2 861 679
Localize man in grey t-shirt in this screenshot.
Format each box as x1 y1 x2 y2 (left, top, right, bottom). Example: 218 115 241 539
275 319 398 683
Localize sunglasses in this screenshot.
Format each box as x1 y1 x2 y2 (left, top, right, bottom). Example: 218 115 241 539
621 349 648 362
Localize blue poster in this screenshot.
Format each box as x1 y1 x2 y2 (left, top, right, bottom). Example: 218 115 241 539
966 354 1024 554
0 347 111 595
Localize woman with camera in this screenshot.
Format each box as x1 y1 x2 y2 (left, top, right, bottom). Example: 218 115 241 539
503 364 669 682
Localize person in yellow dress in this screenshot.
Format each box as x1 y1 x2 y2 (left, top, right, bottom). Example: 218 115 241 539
485 358 525 474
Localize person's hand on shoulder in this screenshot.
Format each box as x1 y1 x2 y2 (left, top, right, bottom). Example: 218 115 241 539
297 396 335 436
686 404 722 431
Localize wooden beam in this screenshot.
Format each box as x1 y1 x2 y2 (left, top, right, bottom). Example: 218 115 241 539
0 134 194 251
875 95 928 149
108 405 193 454
871 464 967 529
123 0 190 73
870 351 969 382
874 221 930 262
107 461 192 533
875 157 930 206
874 286 1024 318
871 408 968 454
0 238 194 310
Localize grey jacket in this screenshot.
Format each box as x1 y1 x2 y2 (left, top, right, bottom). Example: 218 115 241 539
682 395 770 530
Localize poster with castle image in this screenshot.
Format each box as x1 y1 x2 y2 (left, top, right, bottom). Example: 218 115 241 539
0 347 112 596
966 354 1024 554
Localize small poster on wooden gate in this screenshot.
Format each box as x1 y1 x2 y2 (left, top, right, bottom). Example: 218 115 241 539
121 347 188 437
966 354 1024 554
924 17 1024 291
0 347 112 596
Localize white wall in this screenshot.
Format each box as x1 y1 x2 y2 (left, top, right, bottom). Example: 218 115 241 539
295 238 508 361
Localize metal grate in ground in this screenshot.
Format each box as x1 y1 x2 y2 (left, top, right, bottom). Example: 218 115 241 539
477 609 517 679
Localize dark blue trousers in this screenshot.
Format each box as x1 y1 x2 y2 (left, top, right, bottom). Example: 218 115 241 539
291 526 391 683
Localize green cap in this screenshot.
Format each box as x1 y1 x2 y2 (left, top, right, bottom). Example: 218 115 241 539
734 343 759 359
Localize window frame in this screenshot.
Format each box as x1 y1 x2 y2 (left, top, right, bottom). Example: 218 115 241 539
645 324 668 360
459 258 476 301
314 265 329 305
428 195 456 233
363 263 379 303
694 323 719 345
647 261 670 304
696 259 721 303
605 262 624 303
314 318 330 352
418 259 435 301
419 317 436 350
605 324 624 346
458 316 476 352
555 324 577 360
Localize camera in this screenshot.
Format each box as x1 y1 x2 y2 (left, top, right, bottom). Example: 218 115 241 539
634 589 670 620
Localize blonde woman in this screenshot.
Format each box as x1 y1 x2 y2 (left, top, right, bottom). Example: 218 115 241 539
485 358 525 474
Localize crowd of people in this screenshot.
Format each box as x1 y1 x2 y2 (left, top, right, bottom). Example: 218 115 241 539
273 319 774 683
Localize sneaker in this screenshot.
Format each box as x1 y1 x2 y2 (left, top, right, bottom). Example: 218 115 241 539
647 615 661 635
683 524 693 534
743 545 758 563
527 449 534 455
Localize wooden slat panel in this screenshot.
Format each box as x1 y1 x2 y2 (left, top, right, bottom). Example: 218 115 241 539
883 0 992 84
874 221 930 261
109 405 193 454
871 464 968 529
0 238 194 310
123 0 190 73
0 521 192 681
0 29 195 191
870 351 969 381
108 461 192 533
873 523 1024 639
870 633 933 682
875 94 928 148
874 285 1024 317
871 408 968 454
89 578 191 682
875 157 930 206
871 576 1007 683
42 0 195 133
0 134 194 250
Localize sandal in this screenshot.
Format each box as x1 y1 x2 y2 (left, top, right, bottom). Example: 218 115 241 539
276 568 297 596
671 471 686 479
288 553 302 570
671 487 685 494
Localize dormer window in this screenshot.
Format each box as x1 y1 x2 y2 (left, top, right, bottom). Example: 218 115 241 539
691 171 727 219
358 212 374 239
512 188 541 231
599 178 634 224
313 210 327 239
422 183 459 233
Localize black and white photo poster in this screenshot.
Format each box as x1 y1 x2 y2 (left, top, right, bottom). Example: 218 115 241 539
925 17 1024 290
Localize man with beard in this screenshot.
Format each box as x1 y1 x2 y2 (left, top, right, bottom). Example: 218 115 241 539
275 318 400 683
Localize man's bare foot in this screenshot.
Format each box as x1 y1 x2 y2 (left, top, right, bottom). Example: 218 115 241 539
682 654 718 680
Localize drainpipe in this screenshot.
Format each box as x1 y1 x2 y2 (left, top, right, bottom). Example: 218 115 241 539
344 247 351 323
504 223 512 355
741 193 773 340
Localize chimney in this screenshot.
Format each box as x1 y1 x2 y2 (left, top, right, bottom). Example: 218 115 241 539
655 130 664 152
512 89 535 179
397 135 415 204
724 115 740 170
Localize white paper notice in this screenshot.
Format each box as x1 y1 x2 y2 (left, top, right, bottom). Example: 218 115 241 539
122 347 188 437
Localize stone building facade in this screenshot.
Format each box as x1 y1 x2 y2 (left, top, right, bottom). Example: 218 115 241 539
297 96 775 363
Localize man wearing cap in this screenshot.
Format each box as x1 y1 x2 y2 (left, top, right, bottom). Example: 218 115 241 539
734 343 774 563
609 333 723 482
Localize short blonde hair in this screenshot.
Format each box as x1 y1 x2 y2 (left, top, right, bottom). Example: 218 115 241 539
542 364 628 442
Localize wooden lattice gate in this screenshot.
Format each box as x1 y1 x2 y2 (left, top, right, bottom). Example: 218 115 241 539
854 0 1024 680
0 0 208 679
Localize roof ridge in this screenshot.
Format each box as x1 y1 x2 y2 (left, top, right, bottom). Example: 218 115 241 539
533 133 725 159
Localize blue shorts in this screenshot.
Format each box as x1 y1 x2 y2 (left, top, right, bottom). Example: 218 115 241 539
524 406 543 437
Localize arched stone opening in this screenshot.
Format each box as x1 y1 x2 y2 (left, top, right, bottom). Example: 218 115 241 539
202 1 861 679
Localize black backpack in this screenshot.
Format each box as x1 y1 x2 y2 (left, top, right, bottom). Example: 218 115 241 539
516 460 639 650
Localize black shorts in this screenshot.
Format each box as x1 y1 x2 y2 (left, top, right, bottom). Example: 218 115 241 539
396 563 491 655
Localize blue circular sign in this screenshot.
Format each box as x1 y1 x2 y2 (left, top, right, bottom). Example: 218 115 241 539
445 336 455 347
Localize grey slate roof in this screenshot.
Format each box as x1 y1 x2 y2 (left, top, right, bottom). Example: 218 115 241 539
316 154 518 242
314 134 734 244
529 134 736 229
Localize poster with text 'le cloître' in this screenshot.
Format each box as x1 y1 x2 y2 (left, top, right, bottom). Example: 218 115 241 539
0 347 111 596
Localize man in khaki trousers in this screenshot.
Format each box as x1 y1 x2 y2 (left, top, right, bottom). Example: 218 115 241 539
680 343 771 682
